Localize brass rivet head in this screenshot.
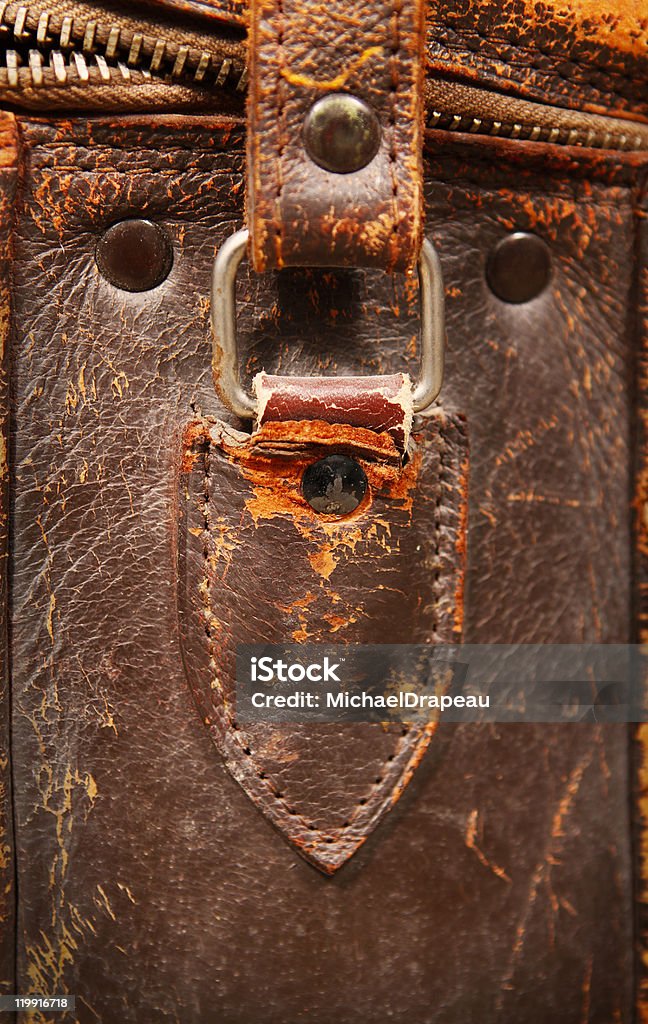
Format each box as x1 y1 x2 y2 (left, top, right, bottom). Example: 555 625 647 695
303 94 381 174
486 232 552 304
96 219 173 292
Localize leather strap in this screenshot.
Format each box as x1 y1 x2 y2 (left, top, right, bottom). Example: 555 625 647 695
246 0 427 272
179 411 468 874
254 372 414 453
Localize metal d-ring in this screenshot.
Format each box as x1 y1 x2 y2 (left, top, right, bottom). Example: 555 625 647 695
211 228 445 419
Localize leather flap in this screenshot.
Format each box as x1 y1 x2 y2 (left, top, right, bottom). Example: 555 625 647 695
178 412 468 873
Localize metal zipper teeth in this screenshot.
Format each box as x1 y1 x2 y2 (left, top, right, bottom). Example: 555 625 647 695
2 45 645 152
0 2 248 89
0 4 644 150
4 48 164 85
427 108 646 152
5 46 249 91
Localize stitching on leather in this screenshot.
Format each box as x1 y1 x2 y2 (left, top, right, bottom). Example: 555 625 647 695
32 150 637 200
432 427 445 641
199 437 420 841
28 143 243 158
273 0 285 266
429 44 638 110
420 166 635 206
387 0 401 245
199 451 304 817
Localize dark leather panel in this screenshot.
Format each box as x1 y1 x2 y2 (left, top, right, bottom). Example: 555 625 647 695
246 0 426 271
7 114 639 1021
178 413 467 873
0 111 18 999
426 0 648 120
633 176 648 1019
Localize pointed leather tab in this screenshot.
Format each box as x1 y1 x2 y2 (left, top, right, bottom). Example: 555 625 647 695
178 412 468 874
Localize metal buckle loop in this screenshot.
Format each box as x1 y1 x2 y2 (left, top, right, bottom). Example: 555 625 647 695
211 228 445 419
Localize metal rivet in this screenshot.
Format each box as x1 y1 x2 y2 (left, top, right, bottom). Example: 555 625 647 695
96 219 173 292
303 94 381 174
486 232 552 304
302 455 368 516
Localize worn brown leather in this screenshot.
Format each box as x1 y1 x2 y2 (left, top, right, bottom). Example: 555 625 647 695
425 0 648 121
200 0 648 121
0 112 17 1002
178 411 467 873
634 181 648 1021
246 0 426 272
254 372 414 451
4 112 643 1022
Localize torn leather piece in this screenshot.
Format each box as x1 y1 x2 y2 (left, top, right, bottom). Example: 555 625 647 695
178 413 468 874
246 0 427 272
254 372 414 453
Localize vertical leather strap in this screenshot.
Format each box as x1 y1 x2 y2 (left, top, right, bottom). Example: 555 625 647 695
246 0 427 272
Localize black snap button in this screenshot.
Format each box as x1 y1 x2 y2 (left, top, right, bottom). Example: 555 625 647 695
303 94 381 174
302 455 368 516
96 219 173 292
486 232 551 304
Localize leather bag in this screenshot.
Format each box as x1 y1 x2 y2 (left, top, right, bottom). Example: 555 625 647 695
0 1 647 1021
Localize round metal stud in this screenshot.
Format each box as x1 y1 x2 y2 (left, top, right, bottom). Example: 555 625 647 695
486 232 551 304
303 93 381 174
96 219 173 292
302 455 368 516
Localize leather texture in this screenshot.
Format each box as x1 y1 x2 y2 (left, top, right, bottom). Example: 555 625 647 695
254 372 414 451
178 412 467 873
196 0 648 121
246 0 426 272
634 182 648 1022
5 112 644 1022
425 0 648 121
0 111 18 1002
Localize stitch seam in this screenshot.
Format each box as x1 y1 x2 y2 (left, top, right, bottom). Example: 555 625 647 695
273 0 285 267
200 441 416 842
387 0 402 255
432 427 445 642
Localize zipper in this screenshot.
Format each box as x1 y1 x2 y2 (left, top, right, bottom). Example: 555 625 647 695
425 78 648 153
0 0 646 151
0 0 247 94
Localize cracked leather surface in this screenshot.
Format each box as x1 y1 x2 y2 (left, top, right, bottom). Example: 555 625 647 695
246 0 426 272
178 412 467 874
633 178 648 1017
194 0 648 120
425 0 648 120
5 114 645 1021
0 111 18 1001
